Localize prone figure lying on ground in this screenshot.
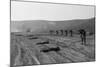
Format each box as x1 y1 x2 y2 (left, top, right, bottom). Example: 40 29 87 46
26 35 34 37
28 37 39 40
36 41 50 45
40 46 60 53
16 34 23 36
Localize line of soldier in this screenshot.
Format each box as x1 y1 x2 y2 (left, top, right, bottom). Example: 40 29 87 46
49 29 87 45
26 28 87 45
49 29 73 37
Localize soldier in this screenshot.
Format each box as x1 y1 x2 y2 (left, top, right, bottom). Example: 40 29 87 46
69 30 73 37
60 30 63 35
65 30 68 36
56 30 59 35
79 29 86 45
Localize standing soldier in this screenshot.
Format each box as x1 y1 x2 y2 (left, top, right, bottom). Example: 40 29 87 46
69 30 73 37
60 30 63 35
56 30 59 35
65 30 68 36
79 29 86 45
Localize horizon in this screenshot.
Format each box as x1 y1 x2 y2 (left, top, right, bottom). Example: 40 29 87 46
11 17 95 21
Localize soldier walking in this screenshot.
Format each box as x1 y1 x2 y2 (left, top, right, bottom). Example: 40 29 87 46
79 29 86 45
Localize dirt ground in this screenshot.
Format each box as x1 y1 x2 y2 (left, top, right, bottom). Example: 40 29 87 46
10 33 95 67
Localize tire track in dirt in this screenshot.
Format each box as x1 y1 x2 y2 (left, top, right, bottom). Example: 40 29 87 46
19 41 41 65
12 37 41 66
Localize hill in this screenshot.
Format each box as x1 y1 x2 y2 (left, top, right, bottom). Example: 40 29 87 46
11 17 95 34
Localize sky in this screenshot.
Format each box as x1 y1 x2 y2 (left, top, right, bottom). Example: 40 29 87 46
11 1 95 21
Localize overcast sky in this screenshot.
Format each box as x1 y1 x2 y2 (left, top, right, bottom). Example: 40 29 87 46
11 1 95 21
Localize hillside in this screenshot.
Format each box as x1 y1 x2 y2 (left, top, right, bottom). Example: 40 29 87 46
11 17 95 33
